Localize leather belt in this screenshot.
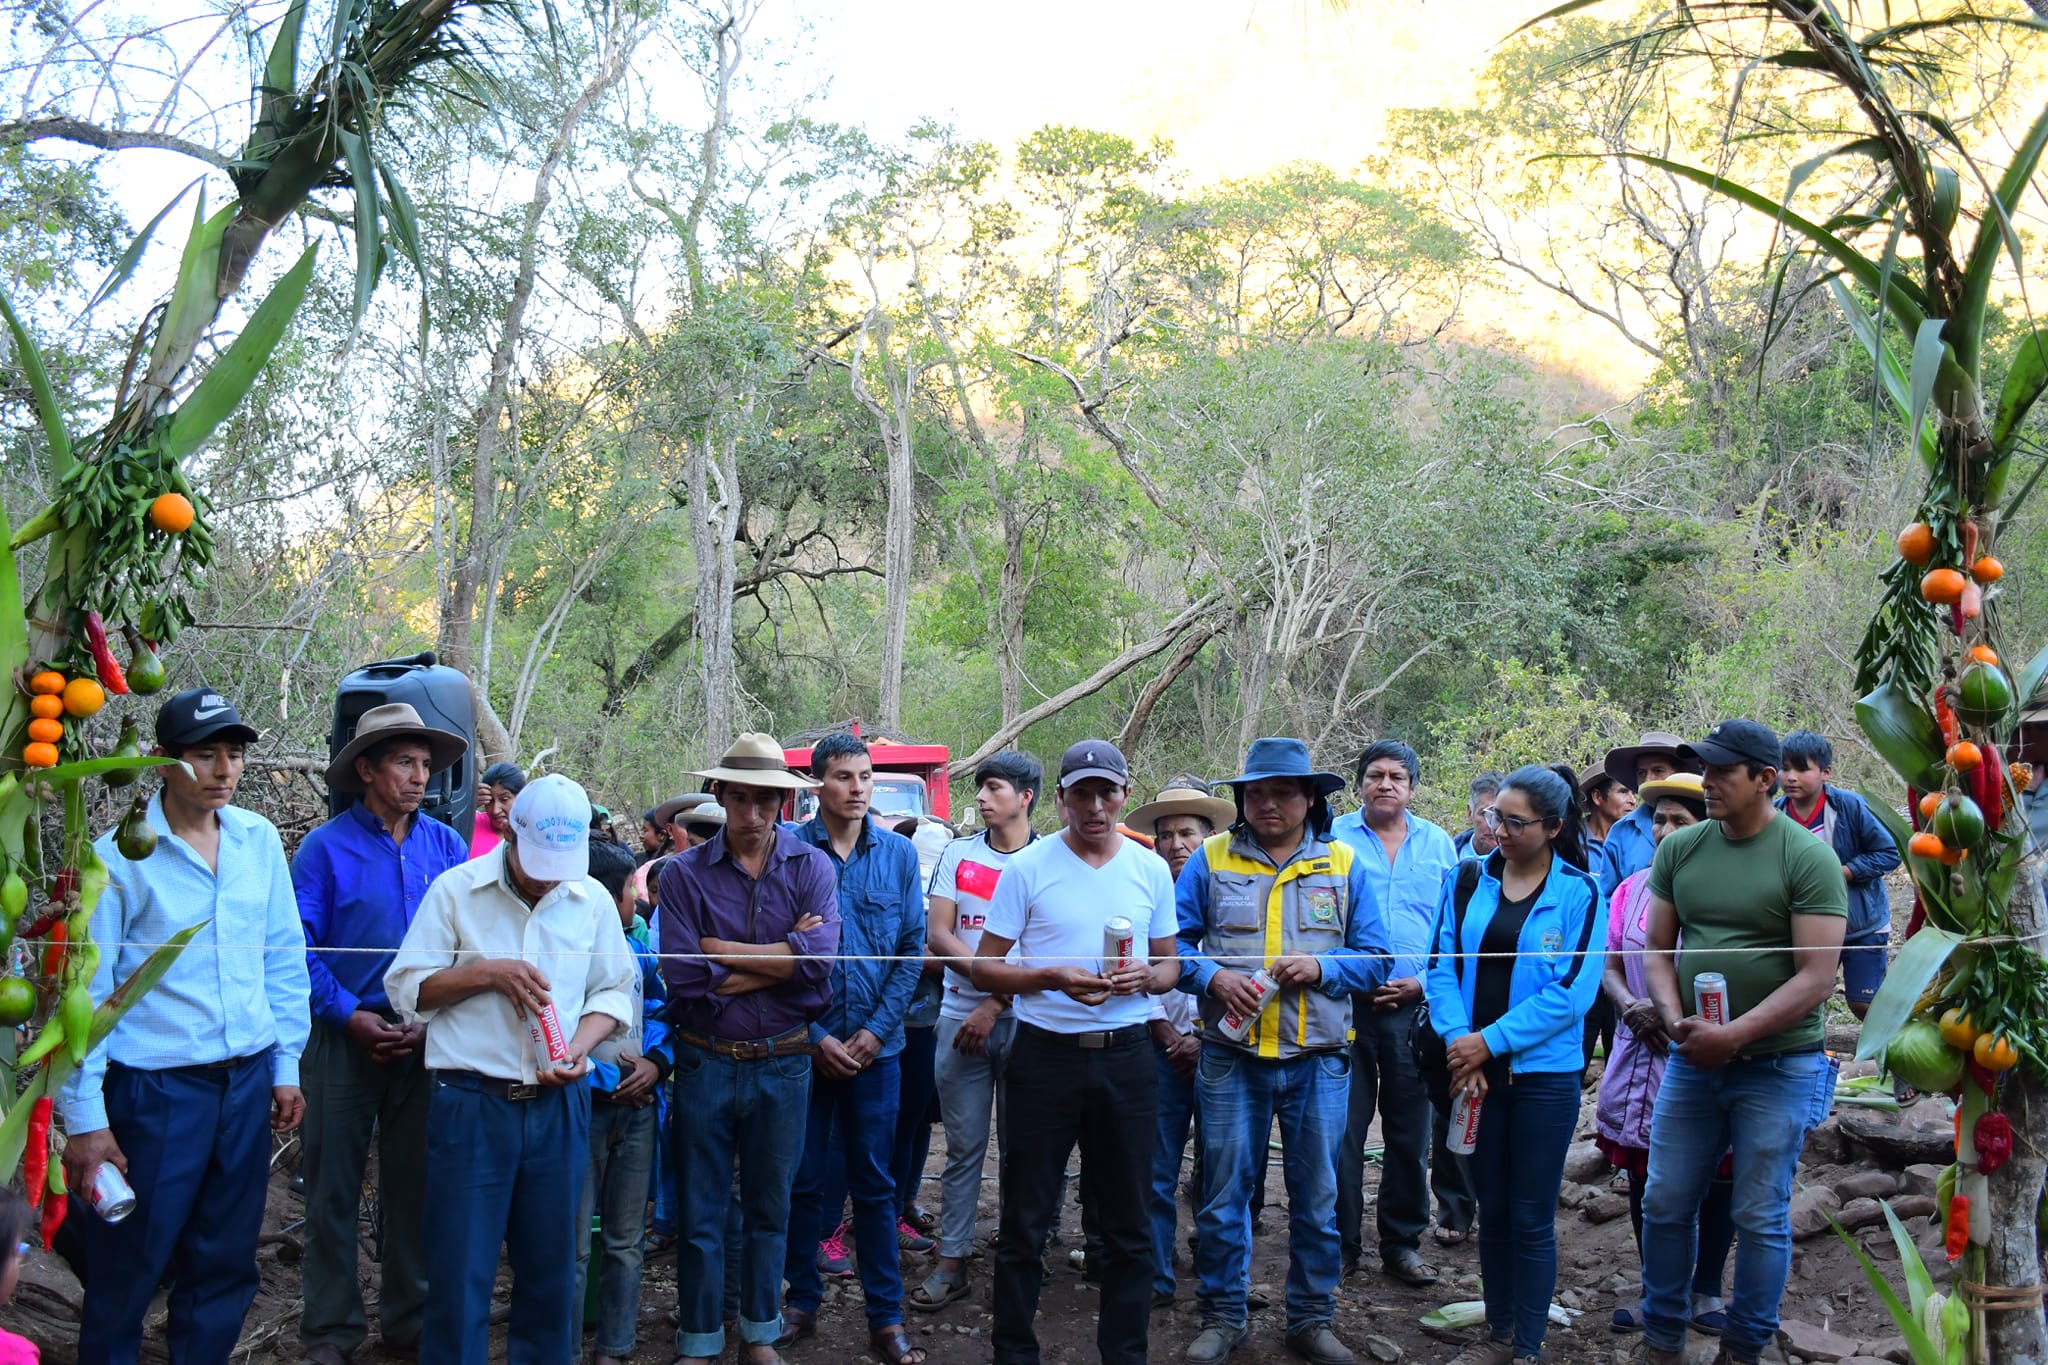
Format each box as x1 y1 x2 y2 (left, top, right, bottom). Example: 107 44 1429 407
1018 1021 1149 1051
674 1026 815 1062
436 1069 545 1102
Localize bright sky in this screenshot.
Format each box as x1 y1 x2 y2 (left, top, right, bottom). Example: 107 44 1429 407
799 0 1543 181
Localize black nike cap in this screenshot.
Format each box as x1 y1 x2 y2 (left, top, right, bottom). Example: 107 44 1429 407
155 687 261 748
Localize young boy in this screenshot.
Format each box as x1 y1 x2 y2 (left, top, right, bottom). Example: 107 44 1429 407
1774 730 1902 1018
576 837 674 1365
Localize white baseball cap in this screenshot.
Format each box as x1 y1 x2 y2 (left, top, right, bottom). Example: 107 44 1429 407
508 773 592 883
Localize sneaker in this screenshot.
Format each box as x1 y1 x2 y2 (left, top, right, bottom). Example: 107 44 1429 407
897 1219 936 1255
1445 1339 1512 1365
817 1224 854 1279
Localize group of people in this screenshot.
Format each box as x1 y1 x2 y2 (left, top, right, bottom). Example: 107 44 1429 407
42 681 1896 1365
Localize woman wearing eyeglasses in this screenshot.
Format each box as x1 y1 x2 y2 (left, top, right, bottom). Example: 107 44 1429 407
1425 765 1607 1365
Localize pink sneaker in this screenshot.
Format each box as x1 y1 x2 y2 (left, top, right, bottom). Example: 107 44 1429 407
898 1218 936 1254
818 1223 854 1278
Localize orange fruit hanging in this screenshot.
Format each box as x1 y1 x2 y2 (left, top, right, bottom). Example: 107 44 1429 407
1908 831 1946 860
148 492 196 534
1938 844 1968 866
1947 741 1982 772
1897 522 1936 565
26 671 63 697
1918 792 1944 820
1974 1031 2019 1072
60 677 105 718
1969 645 2000 666
25 719 61 745
1921 567 1968 604
27 695 61 721
1971 556 2003 584
21 742 58 769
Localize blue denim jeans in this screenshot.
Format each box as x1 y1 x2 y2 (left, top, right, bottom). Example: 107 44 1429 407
1641 1052 1838 1361
1149 1038 1198 1297
1193 1045 1350 1334
422 1075 589 1365
574 1097 658 1357
671 1042 812 1358
784 1054 906 1329
1467 1070 1579 1358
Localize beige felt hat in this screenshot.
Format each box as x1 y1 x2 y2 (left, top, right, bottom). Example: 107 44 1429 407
692 732 820 790
1124 780 1237 836
325 703 468 795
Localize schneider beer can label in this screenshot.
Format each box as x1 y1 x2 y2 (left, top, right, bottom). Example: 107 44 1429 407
88 1162 137 1223
529 1001 571 1071
1102 916 1137 975
1449 1089 1483 1155
1218 968 1278 1043
1693 972 1729 1026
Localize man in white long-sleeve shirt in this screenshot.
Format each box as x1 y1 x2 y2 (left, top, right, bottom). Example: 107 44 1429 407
386 773 636 1365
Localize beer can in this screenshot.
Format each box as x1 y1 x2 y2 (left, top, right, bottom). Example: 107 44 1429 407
528 1000 571 1071
1217 968 1278 1043
86 1162 136 1223
1694 972 1730 1026
1102 916 1137 975
1449 1088 1483 1155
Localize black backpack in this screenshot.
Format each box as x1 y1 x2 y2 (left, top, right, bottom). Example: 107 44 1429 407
1409 859 1483 1111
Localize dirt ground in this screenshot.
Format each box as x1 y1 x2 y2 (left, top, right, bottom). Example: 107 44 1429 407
2 1039 1930 1365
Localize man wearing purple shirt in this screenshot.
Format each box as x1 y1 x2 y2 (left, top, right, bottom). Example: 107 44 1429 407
660 734 842 1365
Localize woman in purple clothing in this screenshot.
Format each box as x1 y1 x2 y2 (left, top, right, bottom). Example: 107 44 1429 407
1595 773 1734 1337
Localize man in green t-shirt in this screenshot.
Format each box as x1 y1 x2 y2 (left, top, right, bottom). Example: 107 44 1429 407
1621 720 1845 1365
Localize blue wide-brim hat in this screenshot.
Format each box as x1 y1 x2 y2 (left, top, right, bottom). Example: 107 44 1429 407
1220 738 1346 796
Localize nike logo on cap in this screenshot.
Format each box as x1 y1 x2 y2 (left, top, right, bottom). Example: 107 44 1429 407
192 698 231 720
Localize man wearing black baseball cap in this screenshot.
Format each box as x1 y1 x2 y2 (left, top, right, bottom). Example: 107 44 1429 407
969 740 1182 1365
58 685 310 1364
1622 720 1846 1365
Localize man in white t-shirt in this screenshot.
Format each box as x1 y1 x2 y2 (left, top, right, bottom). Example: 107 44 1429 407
971 740 1182 1365
911 752 1044 1311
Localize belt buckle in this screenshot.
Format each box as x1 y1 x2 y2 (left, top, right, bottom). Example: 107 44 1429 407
741 1040 769 1061
1078 1032 1108 1050
507 1083 539 1102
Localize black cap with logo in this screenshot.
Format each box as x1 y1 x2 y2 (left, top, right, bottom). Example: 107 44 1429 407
1058 739 1130 790
1678 719 1781 771
155 687 261 749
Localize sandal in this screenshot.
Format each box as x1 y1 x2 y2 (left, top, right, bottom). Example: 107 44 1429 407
774 1308 816 1348
1432 1225 1468 1246
908 1269 970 1312
871 1326 927 1365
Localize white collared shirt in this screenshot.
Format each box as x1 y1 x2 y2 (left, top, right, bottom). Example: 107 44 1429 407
386 846 636 1083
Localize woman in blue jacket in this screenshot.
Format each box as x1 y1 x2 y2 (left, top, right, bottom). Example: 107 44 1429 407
1426 765 1607 1365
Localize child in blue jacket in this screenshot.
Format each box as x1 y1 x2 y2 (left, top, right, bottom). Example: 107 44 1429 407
1426 765 1607 1365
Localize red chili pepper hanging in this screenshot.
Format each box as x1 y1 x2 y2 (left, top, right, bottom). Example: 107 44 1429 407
1980 743 2006 833
1947 1193 1972 1260
39 1192 64 1251
81 613 128 696
22 1097 50 1210
1975 1111 2014 1174
40 919 65 979
1935 690 1960 748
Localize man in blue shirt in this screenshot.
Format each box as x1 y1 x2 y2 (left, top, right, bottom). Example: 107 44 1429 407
1329 739 1461 1287
293 703 470 1365
58 687 312 1365
1774 730 1901 1019
780 733 927 1365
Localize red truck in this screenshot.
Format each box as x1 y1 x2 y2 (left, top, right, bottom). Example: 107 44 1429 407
781 722 952 824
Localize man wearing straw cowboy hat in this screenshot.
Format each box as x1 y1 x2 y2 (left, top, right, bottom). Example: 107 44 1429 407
294 702 470 1364
1174 738 1390 1365
658 734 842 1365
1123 776 1235 1310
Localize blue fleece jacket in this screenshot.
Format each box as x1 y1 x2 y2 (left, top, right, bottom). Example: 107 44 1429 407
1425 851 1607 1076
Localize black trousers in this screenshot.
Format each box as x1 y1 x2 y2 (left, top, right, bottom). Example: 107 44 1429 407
994 1024 1159 1365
